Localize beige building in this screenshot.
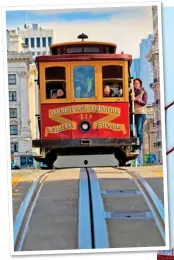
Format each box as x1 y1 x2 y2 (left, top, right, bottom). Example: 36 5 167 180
142 104 156 164
28 63 39 141
7 24 52 167
148 6 162 164
7 29 38 168
18 23 55 62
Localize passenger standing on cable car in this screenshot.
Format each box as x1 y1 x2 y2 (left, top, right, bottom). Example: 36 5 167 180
129 78 147 153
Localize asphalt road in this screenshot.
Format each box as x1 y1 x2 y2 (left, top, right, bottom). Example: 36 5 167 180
11 165 165 252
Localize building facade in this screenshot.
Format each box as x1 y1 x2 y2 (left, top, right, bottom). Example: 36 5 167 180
130 58 140 79
18 23 54 61
142 104 157 164
148 6 162 164
8 53 33 168
7 23 54 167
7 29 35 168
140 34 154 105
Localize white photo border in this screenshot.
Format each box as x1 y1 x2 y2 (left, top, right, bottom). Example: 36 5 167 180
1 0 170 256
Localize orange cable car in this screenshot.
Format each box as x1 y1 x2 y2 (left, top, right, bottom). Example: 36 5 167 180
33 33 139 168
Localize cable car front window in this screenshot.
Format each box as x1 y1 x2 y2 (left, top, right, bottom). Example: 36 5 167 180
73 66 95 98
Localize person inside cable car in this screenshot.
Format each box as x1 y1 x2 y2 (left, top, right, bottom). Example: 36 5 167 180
51 89 58 99
115 86 123 97
57 87 66 98
103 85 114 97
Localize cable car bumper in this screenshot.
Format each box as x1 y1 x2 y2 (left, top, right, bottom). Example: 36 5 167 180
32 137 138 148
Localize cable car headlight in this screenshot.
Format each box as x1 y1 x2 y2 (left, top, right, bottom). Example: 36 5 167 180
80 121 91 132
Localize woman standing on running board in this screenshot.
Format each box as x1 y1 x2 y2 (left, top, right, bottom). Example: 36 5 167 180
130 78 148 153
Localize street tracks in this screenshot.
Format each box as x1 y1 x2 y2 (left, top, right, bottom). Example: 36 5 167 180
13 167 165 251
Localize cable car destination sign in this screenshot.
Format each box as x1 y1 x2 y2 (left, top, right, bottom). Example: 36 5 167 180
44 104 128 136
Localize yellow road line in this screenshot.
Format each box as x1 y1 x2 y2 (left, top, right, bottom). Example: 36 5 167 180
12 176 22 188
152 171 163 177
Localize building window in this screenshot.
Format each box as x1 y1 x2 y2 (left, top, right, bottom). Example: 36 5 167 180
10 125 18 135
48 37 52 46
31 38 35 48
10 108 17 118
37 51 41 56
31 52 35 57
42 37 46 47
11 142 18 152
25 38 29 47
157 120 161 126
9 91 17 101
36 37 40 48
8 74 16 85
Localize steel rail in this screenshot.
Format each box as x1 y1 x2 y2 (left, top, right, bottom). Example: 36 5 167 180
78 168 92 249
87 168 109 249
123 168 165 243
79 168 109 249
13 170 53 251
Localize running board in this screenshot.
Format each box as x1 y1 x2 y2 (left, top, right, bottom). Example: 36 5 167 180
53 154 119 168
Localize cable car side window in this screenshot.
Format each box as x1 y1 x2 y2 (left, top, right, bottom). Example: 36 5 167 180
102 65 123 98
45 66 66 99
73 66 95 98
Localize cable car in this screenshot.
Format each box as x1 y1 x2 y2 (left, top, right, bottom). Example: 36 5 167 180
33 33 139 168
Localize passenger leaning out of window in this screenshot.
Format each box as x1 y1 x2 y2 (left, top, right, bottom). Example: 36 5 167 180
57 87 66 98
103 85 114 97
129 78 147 153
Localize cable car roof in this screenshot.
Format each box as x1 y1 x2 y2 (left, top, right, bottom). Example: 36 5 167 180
50 40 117 55
50 41 116 48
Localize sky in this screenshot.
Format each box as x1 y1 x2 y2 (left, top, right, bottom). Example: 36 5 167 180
6 6 153 58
